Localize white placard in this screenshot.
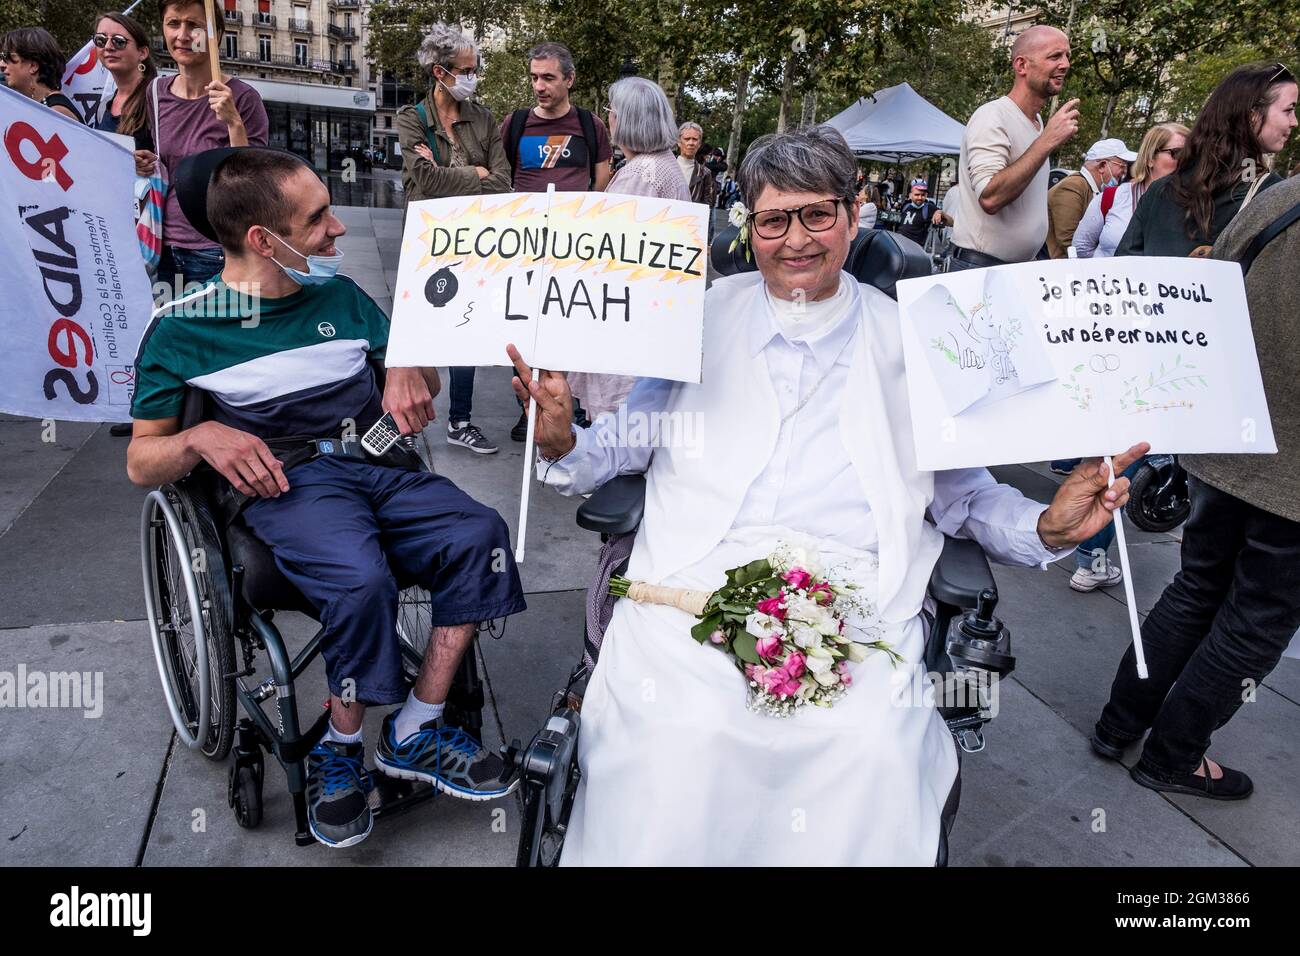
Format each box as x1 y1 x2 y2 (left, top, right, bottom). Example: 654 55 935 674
0 85 154 423
898 258 1276 470
386 191 709 382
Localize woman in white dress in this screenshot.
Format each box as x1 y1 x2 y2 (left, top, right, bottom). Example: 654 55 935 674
1072 122 1188 257
508 126 1146 866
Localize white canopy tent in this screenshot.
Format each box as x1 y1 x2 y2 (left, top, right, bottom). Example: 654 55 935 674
823 83 965 163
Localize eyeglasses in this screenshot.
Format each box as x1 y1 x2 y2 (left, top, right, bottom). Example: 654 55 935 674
441 65 478 78
1268 62 1293 83
749 198 844 240
0 51 21 64
1157 146 1183 160
93 33 131 50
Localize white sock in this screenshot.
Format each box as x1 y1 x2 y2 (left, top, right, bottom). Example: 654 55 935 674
323 719 362 746
393 691 445 742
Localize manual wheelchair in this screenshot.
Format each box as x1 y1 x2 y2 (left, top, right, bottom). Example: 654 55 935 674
513 225 1019 867
140 362 490 845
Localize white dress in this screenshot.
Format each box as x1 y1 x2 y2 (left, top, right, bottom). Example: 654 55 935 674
542 274 1065 866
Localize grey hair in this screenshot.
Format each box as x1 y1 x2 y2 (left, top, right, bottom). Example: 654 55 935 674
526 41 574 78
678 121 703 137
608 77 679 154
738 126 859 209
417 22 477 75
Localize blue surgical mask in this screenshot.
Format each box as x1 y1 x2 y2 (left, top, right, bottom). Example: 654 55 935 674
1102 174 1120 189
265 230 344 286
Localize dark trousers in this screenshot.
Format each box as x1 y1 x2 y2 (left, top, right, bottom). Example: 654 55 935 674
243 457 526 705
448 366 475 424
1097 475 1300 779
158 244 225 292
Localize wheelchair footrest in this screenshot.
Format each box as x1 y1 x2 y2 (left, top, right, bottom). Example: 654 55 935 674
370 770 438 819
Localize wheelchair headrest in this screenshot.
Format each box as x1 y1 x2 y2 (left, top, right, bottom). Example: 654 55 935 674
709 224 932 300
174 146 312 246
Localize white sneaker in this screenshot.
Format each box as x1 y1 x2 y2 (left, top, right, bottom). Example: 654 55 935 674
1070 563 1123 591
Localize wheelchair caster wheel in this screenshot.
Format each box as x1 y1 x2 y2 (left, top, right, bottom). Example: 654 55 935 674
228 761 264 829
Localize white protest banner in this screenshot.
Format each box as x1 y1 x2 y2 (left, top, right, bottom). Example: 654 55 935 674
388 188 709 560
900 256 1275 679
898 257 1275 470
0 84 155 423
386 191 708 381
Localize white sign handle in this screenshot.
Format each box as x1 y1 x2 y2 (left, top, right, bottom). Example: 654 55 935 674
514 184 557 562
1105 455 1149 679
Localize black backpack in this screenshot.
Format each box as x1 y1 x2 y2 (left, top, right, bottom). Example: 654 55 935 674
505 106 599 188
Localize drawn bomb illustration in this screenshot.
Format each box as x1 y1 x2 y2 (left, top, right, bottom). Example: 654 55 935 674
425 264 461 307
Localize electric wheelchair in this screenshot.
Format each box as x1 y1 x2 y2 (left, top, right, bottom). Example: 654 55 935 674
513 226 1018 867
141 361 492 845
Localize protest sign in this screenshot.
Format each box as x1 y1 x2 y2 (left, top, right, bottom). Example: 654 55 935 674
900 257 1275 679
387 190 709 382
0 85 155 423
899 258 1275 470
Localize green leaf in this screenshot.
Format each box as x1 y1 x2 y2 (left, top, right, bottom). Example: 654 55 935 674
690 613 722 645
1135 399 1148 405
731 631 762 665
1073 364 1085 372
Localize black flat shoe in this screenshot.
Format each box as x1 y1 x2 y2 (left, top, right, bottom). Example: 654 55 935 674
1130 758 1254 801
1090 723 1138 761
510 409 528 442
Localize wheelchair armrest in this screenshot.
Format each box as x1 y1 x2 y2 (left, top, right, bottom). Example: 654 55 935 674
575 474 646 535
929 535 997 609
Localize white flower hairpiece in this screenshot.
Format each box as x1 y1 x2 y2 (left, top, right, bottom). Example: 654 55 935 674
727 201 752 261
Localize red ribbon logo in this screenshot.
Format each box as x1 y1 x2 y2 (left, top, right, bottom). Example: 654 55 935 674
3 122 73 190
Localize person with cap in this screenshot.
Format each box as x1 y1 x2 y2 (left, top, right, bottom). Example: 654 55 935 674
947 25 1079 270
895 178 951 248
125 146 527 849
1046 137 1137 258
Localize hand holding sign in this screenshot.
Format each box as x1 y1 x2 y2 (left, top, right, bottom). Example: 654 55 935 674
1037 442 1149 547
506 343 576 461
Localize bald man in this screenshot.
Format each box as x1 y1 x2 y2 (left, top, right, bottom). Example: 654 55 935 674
948 25 1080 269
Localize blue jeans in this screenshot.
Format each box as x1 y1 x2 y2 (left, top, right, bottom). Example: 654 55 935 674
448 366 475 424
242 457 526 704
1074 458 1144 570
158 245 225 294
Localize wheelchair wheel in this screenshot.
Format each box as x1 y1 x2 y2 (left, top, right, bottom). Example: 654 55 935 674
141 486 237 760
228 759 264 829
396 585 433 679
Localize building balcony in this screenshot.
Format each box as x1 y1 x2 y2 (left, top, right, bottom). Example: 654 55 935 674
288 18 314 34
327 24 357 39
253 13 276 27
331 0 361 8
335 59 357 74
233 50 327 72
223 10 243 25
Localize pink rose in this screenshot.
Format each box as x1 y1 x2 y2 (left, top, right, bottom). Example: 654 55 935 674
784 652 806 679
782 568 812 590
770 668 803 698
837 660 853 687
745 664 767 683
809 582 834 605
709 629 727 645
755 635 783 660
756 593 787 620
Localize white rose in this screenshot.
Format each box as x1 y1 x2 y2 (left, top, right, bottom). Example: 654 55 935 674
846 642 870 663
745 612 781 639
728 202 748 229
790 622 820 649
813 668 840 687
804 650 834 674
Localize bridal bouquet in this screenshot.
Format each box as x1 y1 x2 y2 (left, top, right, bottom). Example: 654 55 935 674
609 544 901 716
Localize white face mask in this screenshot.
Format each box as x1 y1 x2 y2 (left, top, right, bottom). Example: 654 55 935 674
439 70 478 102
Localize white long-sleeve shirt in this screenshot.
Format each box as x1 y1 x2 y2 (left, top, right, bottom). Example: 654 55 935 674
1072 181 1141 258
538 278 1069 570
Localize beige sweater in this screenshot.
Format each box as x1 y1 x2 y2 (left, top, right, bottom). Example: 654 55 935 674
1181 175 1300 522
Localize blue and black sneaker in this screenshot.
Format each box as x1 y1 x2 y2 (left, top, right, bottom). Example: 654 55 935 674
305 740 374 848
374 713 517 800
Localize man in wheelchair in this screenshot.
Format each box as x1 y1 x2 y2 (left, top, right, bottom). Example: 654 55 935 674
509 126 1146 865
127 147 526 849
